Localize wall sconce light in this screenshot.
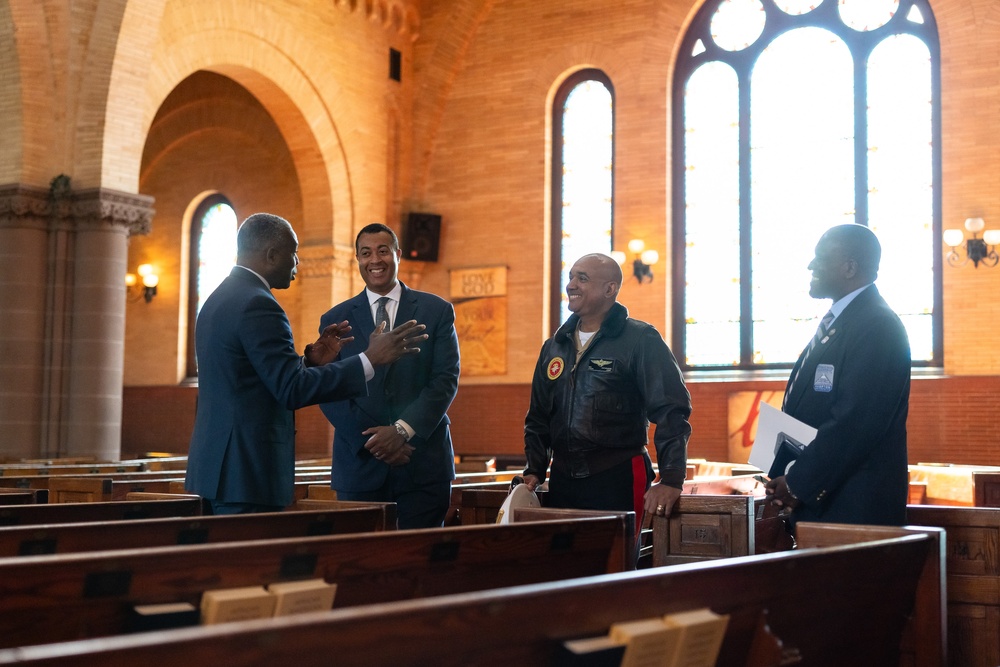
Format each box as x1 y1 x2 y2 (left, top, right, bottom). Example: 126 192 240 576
611 239 659 284
125 263 159 303
944 218 1000 268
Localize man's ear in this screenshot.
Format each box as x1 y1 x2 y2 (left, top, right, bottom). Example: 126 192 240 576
605 281 620 299
843 258 860 280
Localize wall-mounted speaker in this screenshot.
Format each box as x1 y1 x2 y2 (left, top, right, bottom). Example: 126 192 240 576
402 213 441 262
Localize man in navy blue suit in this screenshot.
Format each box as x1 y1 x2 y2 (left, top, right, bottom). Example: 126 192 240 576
319 223 460 529
185 213 427 515
766 223 911 526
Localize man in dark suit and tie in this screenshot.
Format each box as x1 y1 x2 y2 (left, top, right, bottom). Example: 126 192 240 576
318 223 460 529
185 213 427 515
766 223 911 526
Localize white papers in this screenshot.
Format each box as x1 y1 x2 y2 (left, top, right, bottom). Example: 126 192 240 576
749 403 817 476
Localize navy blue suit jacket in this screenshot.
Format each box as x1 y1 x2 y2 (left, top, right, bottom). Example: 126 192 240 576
185 267 366 507
783 285 911 526
319 283 459 493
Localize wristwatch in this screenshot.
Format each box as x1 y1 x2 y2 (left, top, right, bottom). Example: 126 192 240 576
393 421 410 442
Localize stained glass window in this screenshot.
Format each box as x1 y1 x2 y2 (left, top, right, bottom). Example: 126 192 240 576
673 0 940 370
552 70 614 329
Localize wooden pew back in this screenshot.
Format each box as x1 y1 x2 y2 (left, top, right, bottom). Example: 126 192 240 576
907 504 1000 667
0 498 203 526
0 526 942 667
0 516 625 648
0 507 385 557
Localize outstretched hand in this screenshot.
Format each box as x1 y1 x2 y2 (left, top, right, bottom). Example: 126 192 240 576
365 320 428 366
304 320 354 367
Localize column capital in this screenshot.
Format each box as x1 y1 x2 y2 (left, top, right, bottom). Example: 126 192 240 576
0 182 155 236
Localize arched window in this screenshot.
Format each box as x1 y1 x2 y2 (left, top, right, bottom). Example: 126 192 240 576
672 0 941 370
551 69 615 331
186 195 238 377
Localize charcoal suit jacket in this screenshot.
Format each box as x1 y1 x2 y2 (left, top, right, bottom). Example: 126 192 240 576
782 284 911 526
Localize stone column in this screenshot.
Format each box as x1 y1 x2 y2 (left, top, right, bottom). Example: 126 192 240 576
0 181 153 461
0 185 51 459
62 188 154 461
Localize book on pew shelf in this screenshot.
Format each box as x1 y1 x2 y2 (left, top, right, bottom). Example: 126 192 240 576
267 578 338 616
553 635 626 667
662 608 729 667
126 602 199 633
200 586 276 625
609 618 683 667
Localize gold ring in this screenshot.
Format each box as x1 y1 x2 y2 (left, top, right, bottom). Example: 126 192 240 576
656 504 665 513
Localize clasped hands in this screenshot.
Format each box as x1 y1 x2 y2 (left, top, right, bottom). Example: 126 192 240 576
364 425 414 466
304 319 428 368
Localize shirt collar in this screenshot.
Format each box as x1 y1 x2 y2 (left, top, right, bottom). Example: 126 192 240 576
828 283 872 322
366 283 402 306
235 265 270 289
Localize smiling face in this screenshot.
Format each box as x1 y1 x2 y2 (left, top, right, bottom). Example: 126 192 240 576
566 254 621 331
807 233 851 300
356 231 400 295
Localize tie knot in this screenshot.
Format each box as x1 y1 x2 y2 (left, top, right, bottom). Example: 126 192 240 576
820 310 834 331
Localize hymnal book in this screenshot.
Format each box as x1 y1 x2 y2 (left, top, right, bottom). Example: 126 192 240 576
662 608 729 667
748 403 817 479
553 635 626 667
267 578 338 616
200 585 276 625
126 601 199 633
609 618 683 667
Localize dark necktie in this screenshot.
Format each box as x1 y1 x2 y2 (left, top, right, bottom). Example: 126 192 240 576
375 296 391 331
785 310 835 406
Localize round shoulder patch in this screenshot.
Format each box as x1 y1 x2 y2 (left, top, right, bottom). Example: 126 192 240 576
546 357 564 380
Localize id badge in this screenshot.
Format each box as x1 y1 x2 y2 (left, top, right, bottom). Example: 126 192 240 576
814 364 834 392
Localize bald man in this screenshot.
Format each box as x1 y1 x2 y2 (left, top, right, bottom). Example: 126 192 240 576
523 253 692 522
766 224 911 526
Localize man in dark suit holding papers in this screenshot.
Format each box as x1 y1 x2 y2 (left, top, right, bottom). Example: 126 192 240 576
766 224 910 526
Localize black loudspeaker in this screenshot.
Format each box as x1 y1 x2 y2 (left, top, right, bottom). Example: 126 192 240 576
402 213 441 262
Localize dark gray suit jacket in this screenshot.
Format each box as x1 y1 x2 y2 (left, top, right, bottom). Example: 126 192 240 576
783 284 911 526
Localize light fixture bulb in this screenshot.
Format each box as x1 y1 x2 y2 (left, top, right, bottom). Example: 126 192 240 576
640 249 659 266
964 218 985 234
942 229 965 248
610 250 627 266
627 239 645 254
984 230 1000 246
142 273 159 288
125 273 137 287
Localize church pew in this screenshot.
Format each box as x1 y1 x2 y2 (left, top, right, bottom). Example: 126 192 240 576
0 498 203 526
973 471 1000 508
0 523 944 667
907 504 1000 667
0 489 40 505
292 497 398 531
908 463 1000 507
0 507 385 557
459 488 790 566
651 494 793 567
0 515 626 649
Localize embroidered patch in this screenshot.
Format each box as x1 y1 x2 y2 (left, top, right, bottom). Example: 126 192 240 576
814 364 834 392
587 358 614 372
546 357 564 380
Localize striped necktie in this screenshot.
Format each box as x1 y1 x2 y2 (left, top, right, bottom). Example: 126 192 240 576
785 310 835 405
375 296 391 331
